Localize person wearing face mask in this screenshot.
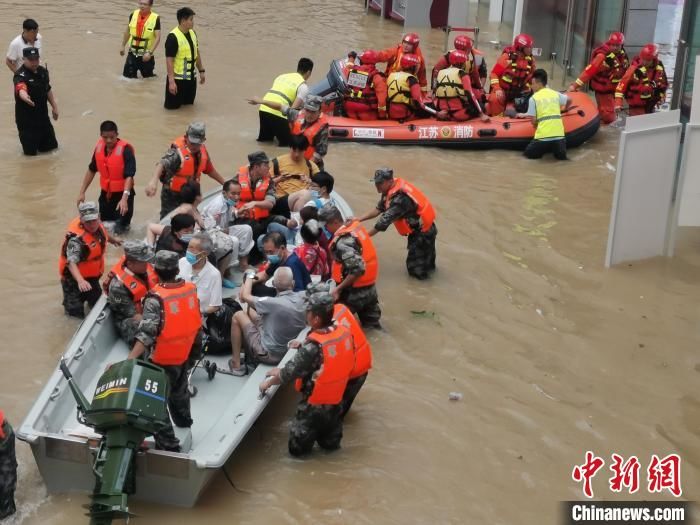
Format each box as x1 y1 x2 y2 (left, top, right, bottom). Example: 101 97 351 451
177 232 222 323
251 231 311 296
148 213 196 258
104 240 158 346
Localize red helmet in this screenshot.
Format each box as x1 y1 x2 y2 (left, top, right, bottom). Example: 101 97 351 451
639 43 659 61
449 49 468 66
360 49 379 65
607 31 625 46
403 32 420 46
513 33 534 50
400 53 421 70
454 35 473 52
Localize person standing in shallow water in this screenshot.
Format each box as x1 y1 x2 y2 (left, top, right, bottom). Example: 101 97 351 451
164 7 205 110
120 0 161 79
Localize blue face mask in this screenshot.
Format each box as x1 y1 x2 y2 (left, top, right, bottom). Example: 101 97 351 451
185 251 200 265
310 190 320 199
323 226 332 239
225 197 236 206
267 254 282 265
180 233 194 243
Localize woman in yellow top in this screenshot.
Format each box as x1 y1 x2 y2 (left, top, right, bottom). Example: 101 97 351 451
164 7 206 110
120 0 161 78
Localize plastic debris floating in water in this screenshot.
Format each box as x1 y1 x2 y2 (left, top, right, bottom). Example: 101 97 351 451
448 392 463 401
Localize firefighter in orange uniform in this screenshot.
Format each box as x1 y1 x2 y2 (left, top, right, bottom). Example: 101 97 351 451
615 43 668 117
259 292 355 457
128 250 202 452
343 49 388 120
433 50 490 122
487 33 536 116
387 54 442 121
104 240 158 346
431 35 487 101
568 31 629 124
59 201 122 319
77 120 136 235
145 122 226 219
378 32 428 93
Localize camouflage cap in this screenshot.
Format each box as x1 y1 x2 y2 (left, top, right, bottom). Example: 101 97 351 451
305 291 335 311
123 240 154 263
153 250 180 271
305 281 333 297
78 201 99 221
304 95 323 112
186 122 206 144
371 167 394 183
247 150 270 165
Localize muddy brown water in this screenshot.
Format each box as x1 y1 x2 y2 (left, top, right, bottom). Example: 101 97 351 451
1 1 698 524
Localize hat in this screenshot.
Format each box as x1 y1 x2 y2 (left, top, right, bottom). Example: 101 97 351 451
78 201 99 222
153 250 180 271
304 95 323 112
305 281 333 297
247 150 270 165
186 122 206 144
305 291 334 310
123 240 154 263
23 47 39 59
371 167 394 183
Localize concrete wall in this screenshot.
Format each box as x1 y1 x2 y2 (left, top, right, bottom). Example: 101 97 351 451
624 0 660 57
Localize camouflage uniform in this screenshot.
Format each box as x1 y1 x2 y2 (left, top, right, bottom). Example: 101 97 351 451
107 278 142 346
375 192 437 280
331 234 381 327
0 417 17 520
279 331 344 456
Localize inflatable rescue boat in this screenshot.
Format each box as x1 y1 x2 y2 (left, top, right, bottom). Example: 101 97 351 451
311 60 600 150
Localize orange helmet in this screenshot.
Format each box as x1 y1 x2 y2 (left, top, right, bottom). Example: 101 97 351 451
360 49 379 65
639 43 659 61
607 31 625 46
454 35 473 52
400 53 421 70
513 33 534 50
403 32 420 46
449 49 468 67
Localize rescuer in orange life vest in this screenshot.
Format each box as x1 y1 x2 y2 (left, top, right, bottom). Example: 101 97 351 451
318 203 382 329
568 31 629 124
104 240 158 347
343 49 388 120
615 43 668 117
431 35 487 101
145 121 226 219
248 94 330 169
433 50 490 122
387 53 444 121
128 250 202 452
378 32 429 93
59 201 122 319
487 33 536 117
77 120 136 235
357 168 437 280
259 291 355 457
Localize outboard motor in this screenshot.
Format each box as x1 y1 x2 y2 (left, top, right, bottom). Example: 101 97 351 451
309 59 348 98
60 358 169 524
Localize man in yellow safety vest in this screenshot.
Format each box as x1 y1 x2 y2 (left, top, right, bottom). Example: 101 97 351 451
120 0 161 78
164 7 206 110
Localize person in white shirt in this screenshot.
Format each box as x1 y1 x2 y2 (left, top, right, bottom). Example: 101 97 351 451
177 232 221 324
6 19 41 73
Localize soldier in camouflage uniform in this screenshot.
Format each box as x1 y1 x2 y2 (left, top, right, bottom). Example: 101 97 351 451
105 240 157 347
144 122 226 219
358 168 437 280
259 292 353 457
128 251 202 452
318 204 381 328
0 410 17 520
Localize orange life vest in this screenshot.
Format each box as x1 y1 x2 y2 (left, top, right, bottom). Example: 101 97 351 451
383 178 436 236
290 112 329 160
104 256 158 314
0 409 5 439
334 304 372 379
58 217 107 279
497 47 534 94
169 136 210 192
626 60 667 107
94 138 133 194
329 220 378 288
589 45 629 93
235 166 271 220
149 282 201 366
294 324 355 405
385 45 426 77
345 64 381 107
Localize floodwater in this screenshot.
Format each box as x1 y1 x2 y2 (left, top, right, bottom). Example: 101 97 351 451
1 1 699 524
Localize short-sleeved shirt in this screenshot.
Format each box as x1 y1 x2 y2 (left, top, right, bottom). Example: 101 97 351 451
88 144 136 179
252 290 307 357
271 153 319 196
178 258 222 320
201 192 236 230
265 252 311 292
6 34 42 70
526 91 568 141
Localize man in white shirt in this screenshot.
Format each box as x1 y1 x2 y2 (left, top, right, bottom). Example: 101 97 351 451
6 19 41 73
177 232 221 324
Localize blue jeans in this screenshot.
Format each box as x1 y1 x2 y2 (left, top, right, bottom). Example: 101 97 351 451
257 222 297 251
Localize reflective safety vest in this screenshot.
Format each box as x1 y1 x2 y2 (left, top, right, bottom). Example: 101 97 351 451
589 45 629 93
235 167 271 220
345 64 380 106
290 112 329 160
532 87 565 140
435 67 466 98
496 48 534 94
387 71 416 106
149 282 201 366
329 220 378 288
334 304 372 379
260 72 305 118
624 61 667 107
59 217 107 279
170 27 198 81
94 138 132 194
383 178 436 236
294 324 355 405
104 256 158 314
128 9 159 56
169 136 209 192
